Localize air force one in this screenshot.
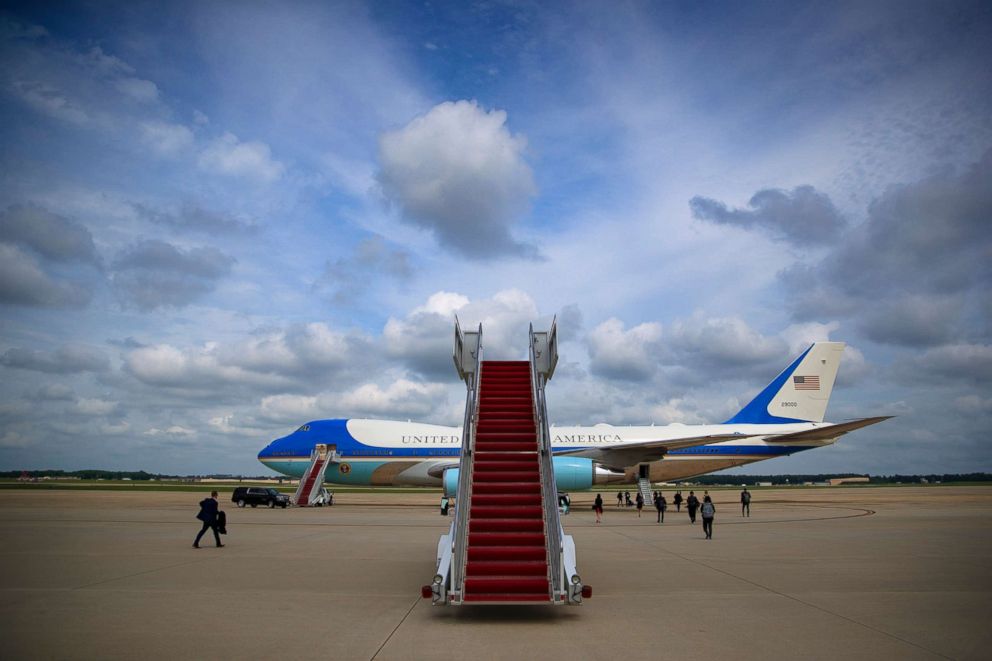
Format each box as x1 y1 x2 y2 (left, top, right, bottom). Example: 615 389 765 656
258 341 889 490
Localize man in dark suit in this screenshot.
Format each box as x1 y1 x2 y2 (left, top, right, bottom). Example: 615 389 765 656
193 491 224 548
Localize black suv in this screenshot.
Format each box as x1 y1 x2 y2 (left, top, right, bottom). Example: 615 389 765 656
232 486 290 508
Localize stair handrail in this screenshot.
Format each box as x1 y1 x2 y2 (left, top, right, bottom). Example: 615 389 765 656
293 447 319 505
529 320 564 601
449 319 482 602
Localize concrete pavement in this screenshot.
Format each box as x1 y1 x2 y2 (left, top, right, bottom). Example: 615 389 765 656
0 486 989 660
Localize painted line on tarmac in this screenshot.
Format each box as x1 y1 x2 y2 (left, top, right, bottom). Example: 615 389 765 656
370 596 421 661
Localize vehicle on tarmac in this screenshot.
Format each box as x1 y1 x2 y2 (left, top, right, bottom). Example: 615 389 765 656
232 486 289 508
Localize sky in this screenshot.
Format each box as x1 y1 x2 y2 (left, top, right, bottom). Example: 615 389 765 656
0 1 990 477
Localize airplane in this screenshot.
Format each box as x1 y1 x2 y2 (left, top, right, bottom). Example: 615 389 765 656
257 341 889 491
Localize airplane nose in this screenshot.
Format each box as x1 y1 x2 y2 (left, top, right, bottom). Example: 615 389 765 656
257 436 284 460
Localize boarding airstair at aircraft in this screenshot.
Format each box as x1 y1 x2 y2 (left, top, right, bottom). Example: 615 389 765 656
423 319 591 606
637 477 654 508
293 443 334 506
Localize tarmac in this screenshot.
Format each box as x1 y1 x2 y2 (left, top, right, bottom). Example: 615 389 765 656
0 485 990 660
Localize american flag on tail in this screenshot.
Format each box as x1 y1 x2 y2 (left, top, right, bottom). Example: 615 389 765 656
793 375 820 390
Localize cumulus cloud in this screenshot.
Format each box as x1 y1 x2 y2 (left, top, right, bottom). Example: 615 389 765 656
219 323 365 377
259 394 320 423
74 397 120 416
124 343 289 390
382 292 470 377
377 100 538 258
133 202 257 234
954 395 992 414
0 431 31 449
0 244 91 307
0 206 99 308
1 344 109 374
585 314 801 387
338 379 446 417
123 322 370 395
316 235 412 303
110 239 236 310
207 414 267 437
0 205 99 264
783 150 991 350
260 379 447 423
140 121 194 155
9 79 89 124
586 318 663 381
35 384 76 401
1 28 166 129
780 321 840 356
100 421 131 435
144 425 196 437
383 289 541 377
667 315 786 369
690 185 847 245
198 132 284 182
116 77 159 103
910 344 992 384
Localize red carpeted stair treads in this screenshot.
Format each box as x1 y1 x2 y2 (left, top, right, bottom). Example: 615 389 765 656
463 361 550 602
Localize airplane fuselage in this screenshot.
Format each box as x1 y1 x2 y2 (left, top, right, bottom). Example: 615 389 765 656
258 342 885 487
257 418 831 486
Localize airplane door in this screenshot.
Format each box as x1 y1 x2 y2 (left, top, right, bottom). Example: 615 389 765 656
638 464 650 479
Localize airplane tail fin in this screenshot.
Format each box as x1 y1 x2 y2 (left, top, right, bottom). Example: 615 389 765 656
724 342 845 424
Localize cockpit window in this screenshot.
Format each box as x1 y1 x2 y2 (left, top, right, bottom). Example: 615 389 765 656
297 424 310 432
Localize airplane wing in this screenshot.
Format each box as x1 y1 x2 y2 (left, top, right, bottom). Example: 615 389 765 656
763 416 892 443
426 462 460 479
554 433 760 471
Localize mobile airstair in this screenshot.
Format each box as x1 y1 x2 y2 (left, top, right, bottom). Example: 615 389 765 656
293 443 334 506
637 477 654 508
423 319 591 606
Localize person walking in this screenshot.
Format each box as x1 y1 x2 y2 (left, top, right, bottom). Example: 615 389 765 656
674 490 683 512
624 491 632 508
701 495 716 539
616 490 623 508
686 490 699 524
741 487 751 517
193 491 224 548
635 491 644 517
655 492 667 523
594 493 604 523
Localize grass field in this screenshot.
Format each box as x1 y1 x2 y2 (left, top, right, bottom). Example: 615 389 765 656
2 478 988 494
0 479 444 494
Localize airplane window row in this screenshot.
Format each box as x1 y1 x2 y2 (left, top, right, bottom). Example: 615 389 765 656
296 424 310 432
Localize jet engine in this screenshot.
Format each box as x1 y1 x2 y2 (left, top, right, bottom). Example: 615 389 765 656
442 457 623 497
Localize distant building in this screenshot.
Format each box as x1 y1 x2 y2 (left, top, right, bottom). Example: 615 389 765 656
829 477 870 485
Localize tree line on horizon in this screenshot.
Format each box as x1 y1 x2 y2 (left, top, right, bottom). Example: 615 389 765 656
0 469 279 481
691 473 992 485
2 469 991 484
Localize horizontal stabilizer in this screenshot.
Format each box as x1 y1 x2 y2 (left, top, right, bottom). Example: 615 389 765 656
556 433 759 471
764 416 892 443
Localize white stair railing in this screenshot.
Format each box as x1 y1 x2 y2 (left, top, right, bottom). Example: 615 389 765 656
447 318 481 603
